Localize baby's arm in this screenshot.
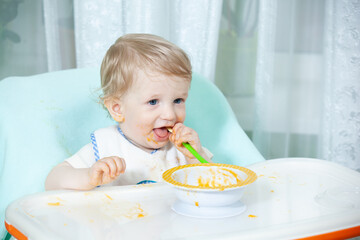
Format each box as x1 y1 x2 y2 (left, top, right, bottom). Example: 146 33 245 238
45 156 126 190
169 123 212 164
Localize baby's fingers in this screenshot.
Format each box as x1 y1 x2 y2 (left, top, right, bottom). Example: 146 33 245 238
103 158 118 178
95 161 110 175
174 126 199 149
113 156 126 176
89 161 111 186
102 157 124 178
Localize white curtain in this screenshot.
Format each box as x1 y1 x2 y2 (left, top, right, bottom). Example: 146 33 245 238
252 0 326 159
73 0 222 82
0 0 222 82
216 0 326 159
0 0 359 171
0 0 75 79
43 0 75 72
215 0 360 171
252 0 360 171
322 0 360 170
0 0 48 79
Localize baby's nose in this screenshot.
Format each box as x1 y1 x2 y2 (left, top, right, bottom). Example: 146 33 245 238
161 105 176 121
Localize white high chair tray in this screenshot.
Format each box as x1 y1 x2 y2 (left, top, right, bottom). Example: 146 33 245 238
5 158 360 240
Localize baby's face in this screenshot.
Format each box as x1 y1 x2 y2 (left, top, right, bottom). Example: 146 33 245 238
119 70 190 152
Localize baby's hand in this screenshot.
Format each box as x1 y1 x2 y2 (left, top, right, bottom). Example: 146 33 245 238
88 156 126 187
169 123 208 164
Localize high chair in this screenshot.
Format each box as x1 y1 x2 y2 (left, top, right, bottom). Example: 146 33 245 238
0 68 265 238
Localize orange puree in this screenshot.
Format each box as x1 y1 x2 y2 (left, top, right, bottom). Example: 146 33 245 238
47 202 61 206
196 168 243 188
146 132 159 144
105 194 113 200
124 203 146 219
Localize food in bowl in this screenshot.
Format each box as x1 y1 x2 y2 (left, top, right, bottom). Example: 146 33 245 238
162 163 257 210
174 165 243 189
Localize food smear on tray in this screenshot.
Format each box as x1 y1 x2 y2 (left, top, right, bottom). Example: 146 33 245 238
47 202 61 206
124 203 146 219
101 201 148 223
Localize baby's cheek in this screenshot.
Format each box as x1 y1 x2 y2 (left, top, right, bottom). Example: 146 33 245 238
177 116 185 123
136 124 148 136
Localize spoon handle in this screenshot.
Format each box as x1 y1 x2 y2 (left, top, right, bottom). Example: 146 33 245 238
167 127 208 163
182 142 209 163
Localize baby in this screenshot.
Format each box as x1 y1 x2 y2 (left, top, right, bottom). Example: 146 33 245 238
45 33 212 190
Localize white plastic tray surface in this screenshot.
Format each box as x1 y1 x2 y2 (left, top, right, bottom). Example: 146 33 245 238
5 158 360 240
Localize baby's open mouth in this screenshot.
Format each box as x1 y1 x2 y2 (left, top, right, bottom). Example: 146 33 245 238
153 127 171 140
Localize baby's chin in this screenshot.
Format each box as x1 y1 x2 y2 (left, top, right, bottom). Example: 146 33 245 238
143 138 169 150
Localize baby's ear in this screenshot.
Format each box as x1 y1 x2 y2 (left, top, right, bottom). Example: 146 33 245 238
104 97 125 122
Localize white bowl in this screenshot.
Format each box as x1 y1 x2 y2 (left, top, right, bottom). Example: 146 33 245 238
162 163 257 217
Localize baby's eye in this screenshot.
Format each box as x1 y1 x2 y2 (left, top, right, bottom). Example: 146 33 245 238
174 98 184 104
148 99 158 105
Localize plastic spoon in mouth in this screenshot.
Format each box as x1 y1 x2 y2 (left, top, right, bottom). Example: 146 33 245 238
167 127 209 163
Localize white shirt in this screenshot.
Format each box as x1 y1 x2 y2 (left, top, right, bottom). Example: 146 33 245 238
66 125 191 186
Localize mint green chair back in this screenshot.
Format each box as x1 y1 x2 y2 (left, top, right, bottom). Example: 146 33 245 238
0 68 264 234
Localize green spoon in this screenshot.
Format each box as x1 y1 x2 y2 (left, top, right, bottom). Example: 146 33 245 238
167 128 209 163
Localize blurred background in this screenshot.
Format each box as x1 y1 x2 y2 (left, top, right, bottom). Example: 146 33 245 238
1 0 359 171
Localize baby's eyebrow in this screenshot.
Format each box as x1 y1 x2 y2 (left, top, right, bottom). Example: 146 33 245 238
145 94 161 99
179 92 189 98
177 90 189 96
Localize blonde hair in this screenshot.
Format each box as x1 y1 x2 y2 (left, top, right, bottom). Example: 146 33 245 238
100 33 192 101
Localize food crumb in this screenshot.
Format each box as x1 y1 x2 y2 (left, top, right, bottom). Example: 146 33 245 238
105 194 113 200
195 202 199 207
47 202 61 206
123 203 147 219
25 211 35 218
270 190 274 193
248 214 257 218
